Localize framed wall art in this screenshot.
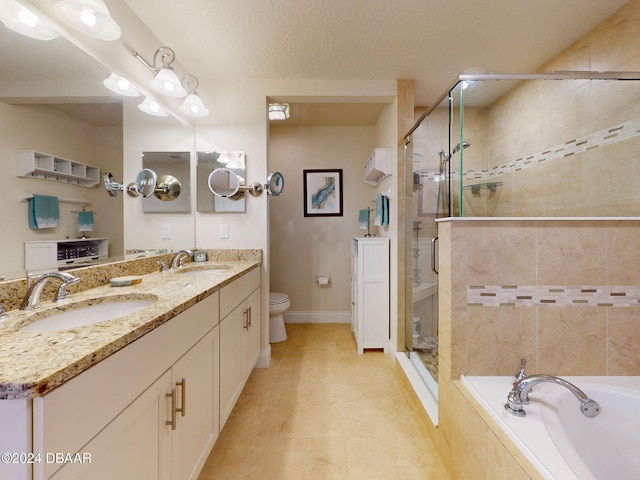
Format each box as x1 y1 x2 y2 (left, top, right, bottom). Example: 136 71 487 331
303 169 343 217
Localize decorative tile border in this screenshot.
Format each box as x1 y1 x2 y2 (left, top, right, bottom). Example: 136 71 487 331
461 116 640 182
467 285 640 307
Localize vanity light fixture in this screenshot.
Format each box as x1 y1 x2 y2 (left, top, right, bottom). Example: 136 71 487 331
138 97 168 117
103 73 141 97
268 103 290 120
179 75 209 117
0 0 60 41
55 0 121 41
133 46 210 117
144 46 187 98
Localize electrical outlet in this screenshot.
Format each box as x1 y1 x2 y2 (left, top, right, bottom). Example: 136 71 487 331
161 224 171 239
220 224 229 239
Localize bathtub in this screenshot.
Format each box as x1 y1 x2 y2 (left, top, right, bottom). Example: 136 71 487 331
461 375 640 480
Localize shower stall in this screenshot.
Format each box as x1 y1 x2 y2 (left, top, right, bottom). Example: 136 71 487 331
403 71 640 402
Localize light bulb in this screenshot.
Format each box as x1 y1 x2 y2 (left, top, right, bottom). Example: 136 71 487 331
79 7 96 27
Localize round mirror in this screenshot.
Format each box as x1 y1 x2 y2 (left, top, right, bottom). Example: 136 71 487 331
266 172 285 196
208 168 241 198
135 168 158 197
155 175 182 201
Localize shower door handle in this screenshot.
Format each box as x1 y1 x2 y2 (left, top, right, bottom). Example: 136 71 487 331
431 237 438 274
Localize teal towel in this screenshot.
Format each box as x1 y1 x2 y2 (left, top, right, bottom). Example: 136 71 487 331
78 210 94 232
29 194 59 229
374 194 389 227
358 209 370 230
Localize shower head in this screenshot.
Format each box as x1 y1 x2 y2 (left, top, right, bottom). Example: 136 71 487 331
452 141 471 154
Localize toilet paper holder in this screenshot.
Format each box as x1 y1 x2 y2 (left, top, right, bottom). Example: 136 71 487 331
316 275 331 286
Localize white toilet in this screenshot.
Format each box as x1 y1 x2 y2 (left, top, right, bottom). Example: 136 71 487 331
269 292 290 343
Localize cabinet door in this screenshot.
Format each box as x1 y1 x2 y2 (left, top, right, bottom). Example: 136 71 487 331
219 305 243 428
50 371 172 480
241 289 260 379
171 328 217 480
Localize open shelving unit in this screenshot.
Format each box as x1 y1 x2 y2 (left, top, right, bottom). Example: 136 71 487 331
16 150 100 187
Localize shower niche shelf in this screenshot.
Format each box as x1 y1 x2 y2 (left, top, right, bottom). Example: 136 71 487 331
16 150 100 188
464 181 503 194
364 148 392 186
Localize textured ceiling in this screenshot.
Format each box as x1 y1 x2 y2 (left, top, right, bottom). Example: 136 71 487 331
123 0 628 108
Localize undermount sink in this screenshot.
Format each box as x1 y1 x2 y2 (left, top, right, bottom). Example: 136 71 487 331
176 264 232 275
19 294 157 333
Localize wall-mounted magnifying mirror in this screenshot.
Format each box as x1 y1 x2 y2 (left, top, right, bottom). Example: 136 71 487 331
266 172 285 196
208 168 242 198
135 168 157 197
197 151 246 213
155 175 182 201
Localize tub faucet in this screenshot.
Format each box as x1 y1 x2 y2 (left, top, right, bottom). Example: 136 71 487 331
505 374 601 418
170 249 194 269
20 272 81 310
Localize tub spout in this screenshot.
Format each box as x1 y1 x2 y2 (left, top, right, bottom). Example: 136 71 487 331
505 374 601 418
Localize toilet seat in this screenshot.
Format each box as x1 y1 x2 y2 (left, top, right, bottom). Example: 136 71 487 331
269 292 289 305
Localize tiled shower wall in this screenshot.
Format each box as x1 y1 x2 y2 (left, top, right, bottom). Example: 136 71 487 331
459 0 640 218
438 219 640 380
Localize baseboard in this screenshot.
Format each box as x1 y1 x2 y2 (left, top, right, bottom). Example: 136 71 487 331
284 311 351 324
255 345 271 368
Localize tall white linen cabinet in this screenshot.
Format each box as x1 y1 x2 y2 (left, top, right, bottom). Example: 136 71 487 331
351 237 390 354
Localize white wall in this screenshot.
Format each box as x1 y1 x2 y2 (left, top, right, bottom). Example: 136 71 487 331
0 102 122 280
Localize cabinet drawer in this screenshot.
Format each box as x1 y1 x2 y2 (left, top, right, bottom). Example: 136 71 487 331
220 267 260 319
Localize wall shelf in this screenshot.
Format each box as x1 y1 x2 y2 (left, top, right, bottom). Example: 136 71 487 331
16 150 100 188
364 148 392 186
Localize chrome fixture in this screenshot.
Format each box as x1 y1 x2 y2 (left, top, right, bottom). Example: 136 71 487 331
0 303 7 320
505 374 601 418
170 250 193 269
20 272 80 310
514 357 527 384
268 103 290 120
0 0 60 41
452 141 471 155
55 0 121 41
132 47 209 117
103 170 181 201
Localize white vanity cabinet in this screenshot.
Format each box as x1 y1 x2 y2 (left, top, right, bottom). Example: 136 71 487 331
351 237 390 354
219 268 260 428
31 292 220 480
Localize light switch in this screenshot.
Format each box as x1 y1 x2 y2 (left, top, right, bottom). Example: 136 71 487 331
220 224 229 239
161 224 171 239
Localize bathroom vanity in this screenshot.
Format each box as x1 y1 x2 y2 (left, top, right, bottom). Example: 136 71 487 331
0 253 261 480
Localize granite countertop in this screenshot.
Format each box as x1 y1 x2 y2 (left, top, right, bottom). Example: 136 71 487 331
0 259 260 400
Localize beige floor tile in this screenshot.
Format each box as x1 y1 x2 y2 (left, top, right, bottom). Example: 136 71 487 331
198 323 451 480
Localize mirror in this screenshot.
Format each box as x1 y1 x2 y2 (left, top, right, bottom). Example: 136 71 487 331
196 151 246 213
155 175 182 201
135 169 157 197
266 172 285 196
0 15 195 280
208 168 242 198
141 152 191 213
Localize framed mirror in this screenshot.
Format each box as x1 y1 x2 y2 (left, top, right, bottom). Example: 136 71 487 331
196 151 246 213
141 151 191 213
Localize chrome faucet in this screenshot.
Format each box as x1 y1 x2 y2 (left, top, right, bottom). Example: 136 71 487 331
170 249 194 269
505 374 601 418
20 272 81 310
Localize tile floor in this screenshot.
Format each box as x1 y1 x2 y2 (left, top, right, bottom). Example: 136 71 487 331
198 323 452 480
